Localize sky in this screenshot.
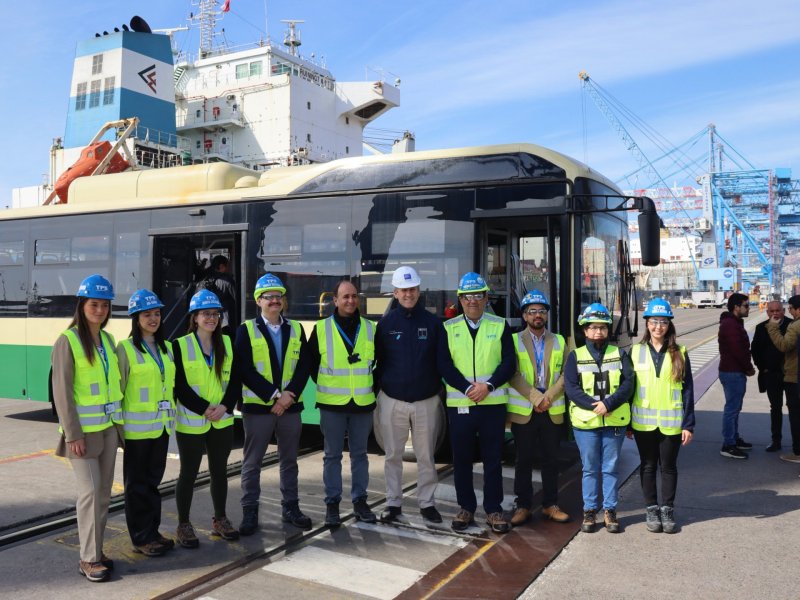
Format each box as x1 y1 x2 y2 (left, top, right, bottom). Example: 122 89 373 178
1 0 798 207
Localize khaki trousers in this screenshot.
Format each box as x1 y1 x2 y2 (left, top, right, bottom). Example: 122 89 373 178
376 391 441 508
70 426 118 562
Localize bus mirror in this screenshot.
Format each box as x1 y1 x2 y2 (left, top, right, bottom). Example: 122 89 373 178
638 210 661 267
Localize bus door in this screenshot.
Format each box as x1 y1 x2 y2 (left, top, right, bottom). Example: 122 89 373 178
150 228 244 340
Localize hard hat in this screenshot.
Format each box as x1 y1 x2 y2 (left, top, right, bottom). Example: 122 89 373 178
521 289 550 311
391 266 421 289
128 289 164 316
578 302 612 326
644 298 674 319
189 289 222 313
457 272 489 295
253 273 286 301
76 274 114 300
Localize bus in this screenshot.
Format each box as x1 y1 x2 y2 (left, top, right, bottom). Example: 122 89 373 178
0 143 661 424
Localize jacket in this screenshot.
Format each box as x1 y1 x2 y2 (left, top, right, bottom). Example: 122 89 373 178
766 318 800 383
508 329 568 424
718 311 754 374
563 341 634 415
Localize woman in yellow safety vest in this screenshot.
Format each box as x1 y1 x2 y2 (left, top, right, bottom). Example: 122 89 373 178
116 289 176 557
51 274 123 583
173 289 241 548
631 299 694 534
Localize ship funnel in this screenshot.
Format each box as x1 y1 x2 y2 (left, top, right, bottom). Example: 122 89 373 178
130 16 152 34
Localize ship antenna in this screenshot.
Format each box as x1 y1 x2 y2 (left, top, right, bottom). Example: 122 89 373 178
189 0 227 58
281 19 304 56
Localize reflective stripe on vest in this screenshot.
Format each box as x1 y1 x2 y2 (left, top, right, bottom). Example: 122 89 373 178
242 319 303 406
444 314 509 407
569 345 630 429
175 334 234 434
61 328 123 432
508 332 565 417
315 316 375 406
631 343 685 434
119 339 176 439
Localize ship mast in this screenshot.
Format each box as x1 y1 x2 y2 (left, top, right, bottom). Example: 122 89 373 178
189 0 226 58
281 20 304 56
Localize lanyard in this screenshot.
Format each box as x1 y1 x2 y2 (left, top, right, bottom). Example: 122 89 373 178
531 331 545 388
193 332 214 368
143 341 165 380
95 337 109 385
334 319 360 351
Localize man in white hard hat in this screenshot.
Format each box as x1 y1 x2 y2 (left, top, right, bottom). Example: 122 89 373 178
375 266 446 524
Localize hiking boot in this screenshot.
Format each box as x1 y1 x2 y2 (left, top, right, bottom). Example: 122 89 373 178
660 505 677 534
133 540 169 557
510 507 531 526
720 445 748 459
282 501 312 530
542 505 570 523
765 442 781 452
604 510 620 533
381 506 403 523
735 437 752 450
78 561 109 582
486 512 511 534
451 508 475 532
353 499 377 523
779 453 800 464
325 503 341 528
420 505 443 524
645 505 662 533
176 521 199 549
211 516 240 541
100 553 114 570
581 510 597 533
156 533 175 549
239 505 259 536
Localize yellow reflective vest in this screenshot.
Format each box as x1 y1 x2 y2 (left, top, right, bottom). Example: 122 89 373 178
242 318 303 406
444 314 509 407
175 334 234 433
569 344 630 429
508 331 565 418
315 316 375 407
631 343 685 435
119 339 176 440
61 328 123 433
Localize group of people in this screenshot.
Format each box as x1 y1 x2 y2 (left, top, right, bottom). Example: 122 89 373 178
52 268 696 584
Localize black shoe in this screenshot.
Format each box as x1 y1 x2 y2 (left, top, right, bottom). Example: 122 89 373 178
766 442 782 452
325 503 341 528
282 502 312 530
420 506 443 524
735 437 753 450
239 505 259 536
581 510 597 533
353 499 377 523
380 506 403 523
720 445 748 459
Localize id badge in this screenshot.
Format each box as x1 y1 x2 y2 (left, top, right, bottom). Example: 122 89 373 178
103 403 116 415
158 400 171 412
457 406 469 415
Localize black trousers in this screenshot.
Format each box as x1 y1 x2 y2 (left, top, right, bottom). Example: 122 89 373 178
633 429 681 508
175 426 234 522
764 373 786 444
785 382 800 454
123 430 170 546
511 412 562 509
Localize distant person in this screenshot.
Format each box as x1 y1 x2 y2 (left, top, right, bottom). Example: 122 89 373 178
718 293 756 459
751 301 792 452
198 255 237 336
766 295 800 463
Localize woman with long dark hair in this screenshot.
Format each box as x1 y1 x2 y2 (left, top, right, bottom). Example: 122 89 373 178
52 274 123 582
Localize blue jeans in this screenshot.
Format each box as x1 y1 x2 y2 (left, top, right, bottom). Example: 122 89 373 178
719 371 746 446
319 409 373 505
572 426 626 511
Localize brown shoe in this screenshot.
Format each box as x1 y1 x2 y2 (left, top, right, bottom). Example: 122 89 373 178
451 508 475 532
486 512 511 534
212 516 240 541
604 509 620 533
176 521 200 549
78 561 109 582
581 510 597 533
542 505 570 523
510 507 531 526
133 540 169 557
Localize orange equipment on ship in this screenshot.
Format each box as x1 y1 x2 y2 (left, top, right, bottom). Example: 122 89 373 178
54 141 129 203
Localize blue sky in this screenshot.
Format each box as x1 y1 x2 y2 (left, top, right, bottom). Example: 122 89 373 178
1 0 798 207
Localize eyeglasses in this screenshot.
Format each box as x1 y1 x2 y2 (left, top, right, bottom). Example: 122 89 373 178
198 311 221 319
259 293 284 302
460 293 486 301
586 325 608 331
524 309 548 315
648 319 670 326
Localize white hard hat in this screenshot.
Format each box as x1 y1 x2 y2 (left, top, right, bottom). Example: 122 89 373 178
392 266 421 289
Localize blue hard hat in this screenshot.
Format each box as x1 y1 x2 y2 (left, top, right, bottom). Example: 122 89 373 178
457 272 489 295
128 289 164 316
189 289 222 313
578 302 612 326
253 273 286 301
76 274 114 300
644 298 674 319
521 289 549 310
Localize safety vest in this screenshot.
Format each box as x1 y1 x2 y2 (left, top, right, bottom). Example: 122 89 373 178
315 315 376 407
631 343 685 435
508 331 565 418
443 314 509 407
569 344 630 429
242 318 303 406
119 338 176 440
175 334 234 433
61 328 123 433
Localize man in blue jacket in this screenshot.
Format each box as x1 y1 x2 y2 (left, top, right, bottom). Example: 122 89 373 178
375 266 446 524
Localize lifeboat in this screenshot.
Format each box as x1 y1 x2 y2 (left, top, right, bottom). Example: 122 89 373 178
54 141 129 203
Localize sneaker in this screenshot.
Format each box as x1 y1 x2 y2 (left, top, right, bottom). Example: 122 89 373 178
542 505 570 523
100 553 114 570
211 516 240 541
720 445 748 459
325 503 341 528
381 506 403 523
353 499 377 523
78 560 109 582
660 505 677 534
239 505 259 536
779 453 800 464
176 521 200 549
510 507 531 526
581 510 597 533
765 442 782 452
133 540 168 557
735 437 753 450
604 510 620 533
645 505 662 533
282 502 312 530
420 506 443 524
486 512 511 534
451 508 475 532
